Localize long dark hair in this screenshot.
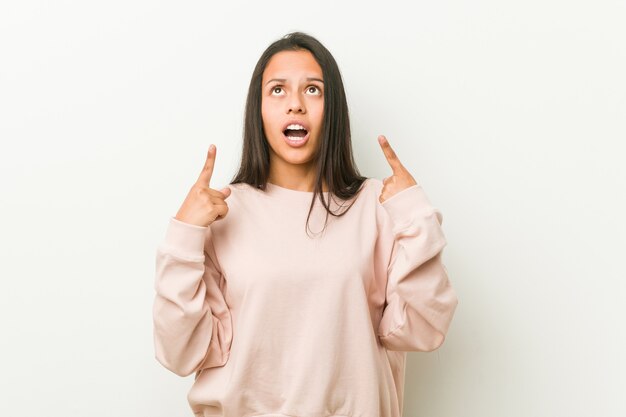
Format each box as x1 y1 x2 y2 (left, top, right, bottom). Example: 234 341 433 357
229 31 368 237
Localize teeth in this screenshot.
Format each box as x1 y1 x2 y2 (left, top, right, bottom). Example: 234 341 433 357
285 124 306 130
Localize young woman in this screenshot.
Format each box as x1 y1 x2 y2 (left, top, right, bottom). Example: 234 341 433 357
153 32 459 417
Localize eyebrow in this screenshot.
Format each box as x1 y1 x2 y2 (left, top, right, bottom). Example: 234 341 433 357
265 77 324 86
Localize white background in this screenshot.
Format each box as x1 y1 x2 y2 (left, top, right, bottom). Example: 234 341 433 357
1 1 624 416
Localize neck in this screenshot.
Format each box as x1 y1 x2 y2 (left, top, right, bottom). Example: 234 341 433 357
268 159 327 192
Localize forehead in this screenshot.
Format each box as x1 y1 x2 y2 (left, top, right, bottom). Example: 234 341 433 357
262 50 323 81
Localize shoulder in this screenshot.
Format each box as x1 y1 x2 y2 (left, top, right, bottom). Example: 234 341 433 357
221 182 262 202
363 177 384 193
356 177 383 201
224 182 252 194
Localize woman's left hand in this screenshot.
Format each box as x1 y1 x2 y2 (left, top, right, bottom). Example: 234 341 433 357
377 135 418 203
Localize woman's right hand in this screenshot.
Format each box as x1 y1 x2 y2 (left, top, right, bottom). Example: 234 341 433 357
174 145 232 227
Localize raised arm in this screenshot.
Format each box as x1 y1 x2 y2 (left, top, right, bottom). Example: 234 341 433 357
374 135 458 351
153 145 233 376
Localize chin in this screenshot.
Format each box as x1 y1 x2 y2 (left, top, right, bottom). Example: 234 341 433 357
280 152 316 165
270 139 318 162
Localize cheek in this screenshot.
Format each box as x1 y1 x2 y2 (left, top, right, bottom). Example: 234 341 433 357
314 104 324 127
261 100 279 120
315 98 324 117
261 106 273 133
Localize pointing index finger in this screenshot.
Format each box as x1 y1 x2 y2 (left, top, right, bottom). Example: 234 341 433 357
197 144 216 187
378 135 404 173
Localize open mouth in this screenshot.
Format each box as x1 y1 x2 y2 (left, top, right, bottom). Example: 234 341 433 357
283 127 309 140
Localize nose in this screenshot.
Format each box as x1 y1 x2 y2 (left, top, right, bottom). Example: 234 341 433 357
287 93 306 114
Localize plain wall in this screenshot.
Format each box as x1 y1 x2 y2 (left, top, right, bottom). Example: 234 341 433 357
1 1 624 416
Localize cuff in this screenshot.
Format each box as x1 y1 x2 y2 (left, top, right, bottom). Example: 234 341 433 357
162 216 208 259
381 184 438 227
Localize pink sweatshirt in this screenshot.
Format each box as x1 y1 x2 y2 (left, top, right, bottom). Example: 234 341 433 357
153 177 458 417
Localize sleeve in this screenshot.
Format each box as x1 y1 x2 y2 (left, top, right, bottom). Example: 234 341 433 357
152 216 233 377
376 184 459 352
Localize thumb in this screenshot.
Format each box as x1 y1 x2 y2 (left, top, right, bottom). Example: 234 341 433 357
219 186 232 198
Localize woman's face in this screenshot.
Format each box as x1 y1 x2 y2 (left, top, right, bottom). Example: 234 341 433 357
261 49 325 174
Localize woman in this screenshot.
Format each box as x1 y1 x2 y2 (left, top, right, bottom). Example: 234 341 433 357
153 31 458 417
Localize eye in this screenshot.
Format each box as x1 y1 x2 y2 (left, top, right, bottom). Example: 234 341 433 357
271 86 285 95
306 86 322 95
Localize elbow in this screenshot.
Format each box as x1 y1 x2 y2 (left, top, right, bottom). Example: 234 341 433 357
154 350 200 377
422 329 446 352
428 295 459 351
425 296 459 352
152 322 211 378
379 308 455 352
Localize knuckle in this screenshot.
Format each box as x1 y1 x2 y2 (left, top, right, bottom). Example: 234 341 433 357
191 184 205 194
193 187 212 202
